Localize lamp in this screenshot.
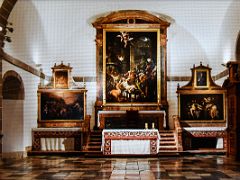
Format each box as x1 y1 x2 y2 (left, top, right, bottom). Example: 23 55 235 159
1 22 14 47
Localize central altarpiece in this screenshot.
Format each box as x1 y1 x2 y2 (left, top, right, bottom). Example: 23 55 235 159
92 10 170 129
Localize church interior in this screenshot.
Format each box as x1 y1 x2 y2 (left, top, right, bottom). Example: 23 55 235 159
0 0 240 179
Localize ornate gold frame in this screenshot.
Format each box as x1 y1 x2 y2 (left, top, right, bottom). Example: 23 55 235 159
177 63 227 124
178 90 226 123
103 28 161 105
194 69 209 88
52 62 72 89
92 10 171 111
37 89 87 127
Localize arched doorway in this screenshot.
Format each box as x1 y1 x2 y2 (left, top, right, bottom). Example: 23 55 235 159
2 70 24 158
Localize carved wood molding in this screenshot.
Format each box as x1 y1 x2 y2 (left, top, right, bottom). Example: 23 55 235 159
92 10 171 29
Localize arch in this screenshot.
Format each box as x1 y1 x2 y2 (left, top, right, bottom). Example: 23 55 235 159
2 70 24 157
3 70 24 100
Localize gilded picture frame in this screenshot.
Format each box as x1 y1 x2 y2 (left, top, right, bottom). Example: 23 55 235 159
195 69 209 88
54 70 69 89
178 92 226 122
38 89 86 123
103 29 161 105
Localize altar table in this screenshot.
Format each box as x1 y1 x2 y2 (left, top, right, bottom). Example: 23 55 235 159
102 129 160 155
98 110 166 130
32 128 83 151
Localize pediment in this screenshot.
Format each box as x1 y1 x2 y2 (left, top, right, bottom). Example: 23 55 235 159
92 10 171 28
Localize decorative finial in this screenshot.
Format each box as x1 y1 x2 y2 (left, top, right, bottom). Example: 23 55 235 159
61 61 63 65
200 61 202 66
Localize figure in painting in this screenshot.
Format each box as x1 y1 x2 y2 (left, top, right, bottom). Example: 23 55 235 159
197 71 207 86
117 31 133 48
203 97 219 119
185 96 220 120
106 31 158 103
188 100 203 119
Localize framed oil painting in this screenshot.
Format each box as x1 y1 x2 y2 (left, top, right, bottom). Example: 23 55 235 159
54 70 69 89
195 69 209 88
103 29 160 104
179 93 225 122
38 89 86 122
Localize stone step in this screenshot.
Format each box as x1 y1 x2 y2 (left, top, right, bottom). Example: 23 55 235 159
88 141 102 145
159 145 177 150
90 133 102 136
160 134 175 138
87 146 101 151
160 137 175 141
160 142 176 146
89 137 102 141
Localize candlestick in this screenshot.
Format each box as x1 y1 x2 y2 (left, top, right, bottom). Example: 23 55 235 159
145 123 148 129
152 123 155 129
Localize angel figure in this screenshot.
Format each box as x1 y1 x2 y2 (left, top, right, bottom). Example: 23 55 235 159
117 31 133 48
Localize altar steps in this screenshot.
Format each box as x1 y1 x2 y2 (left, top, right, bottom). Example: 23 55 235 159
84 130 180 157
85 130 102 152
159 131 178 154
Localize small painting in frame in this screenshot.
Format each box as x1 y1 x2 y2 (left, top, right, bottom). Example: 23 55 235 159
54 71 68 89
195 70 208 87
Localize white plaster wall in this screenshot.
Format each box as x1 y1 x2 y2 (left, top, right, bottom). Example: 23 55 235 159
2 61 39 151
2 100 24 152
2 0 239 129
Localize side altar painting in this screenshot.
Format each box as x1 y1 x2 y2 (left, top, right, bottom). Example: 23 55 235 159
180 93 224 121
37 62 87 127
103 29 160 104
39 89 85 121
177 63 226 123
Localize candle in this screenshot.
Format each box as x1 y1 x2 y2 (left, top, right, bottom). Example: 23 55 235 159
145 123 148 129
152 123 155 129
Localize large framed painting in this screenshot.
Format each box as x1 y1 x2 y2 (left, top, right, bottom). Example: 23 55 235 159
103 29 160 105
179 93 225 122
38 89 86 123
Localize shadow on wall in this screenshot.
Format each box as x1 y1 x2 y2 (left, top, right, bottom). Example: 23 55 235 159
4 0 47 67
167 22 208 76
236 32 240 61
219 0 240 62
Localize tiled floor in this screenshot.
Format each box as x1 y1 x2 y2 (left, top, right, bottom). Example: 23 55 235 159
0 155 240 179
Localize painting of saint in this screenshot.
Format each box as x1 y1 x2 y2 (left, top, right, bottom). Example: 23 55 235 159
196 71 207 86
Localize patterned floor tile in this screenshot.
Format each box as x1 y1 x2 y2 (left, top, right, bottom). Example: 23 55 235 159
0 155 240 179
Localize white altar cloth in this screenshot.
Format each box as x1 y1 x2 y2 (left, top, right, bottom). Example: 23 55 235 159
102 129 160 155
32 128 81 151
